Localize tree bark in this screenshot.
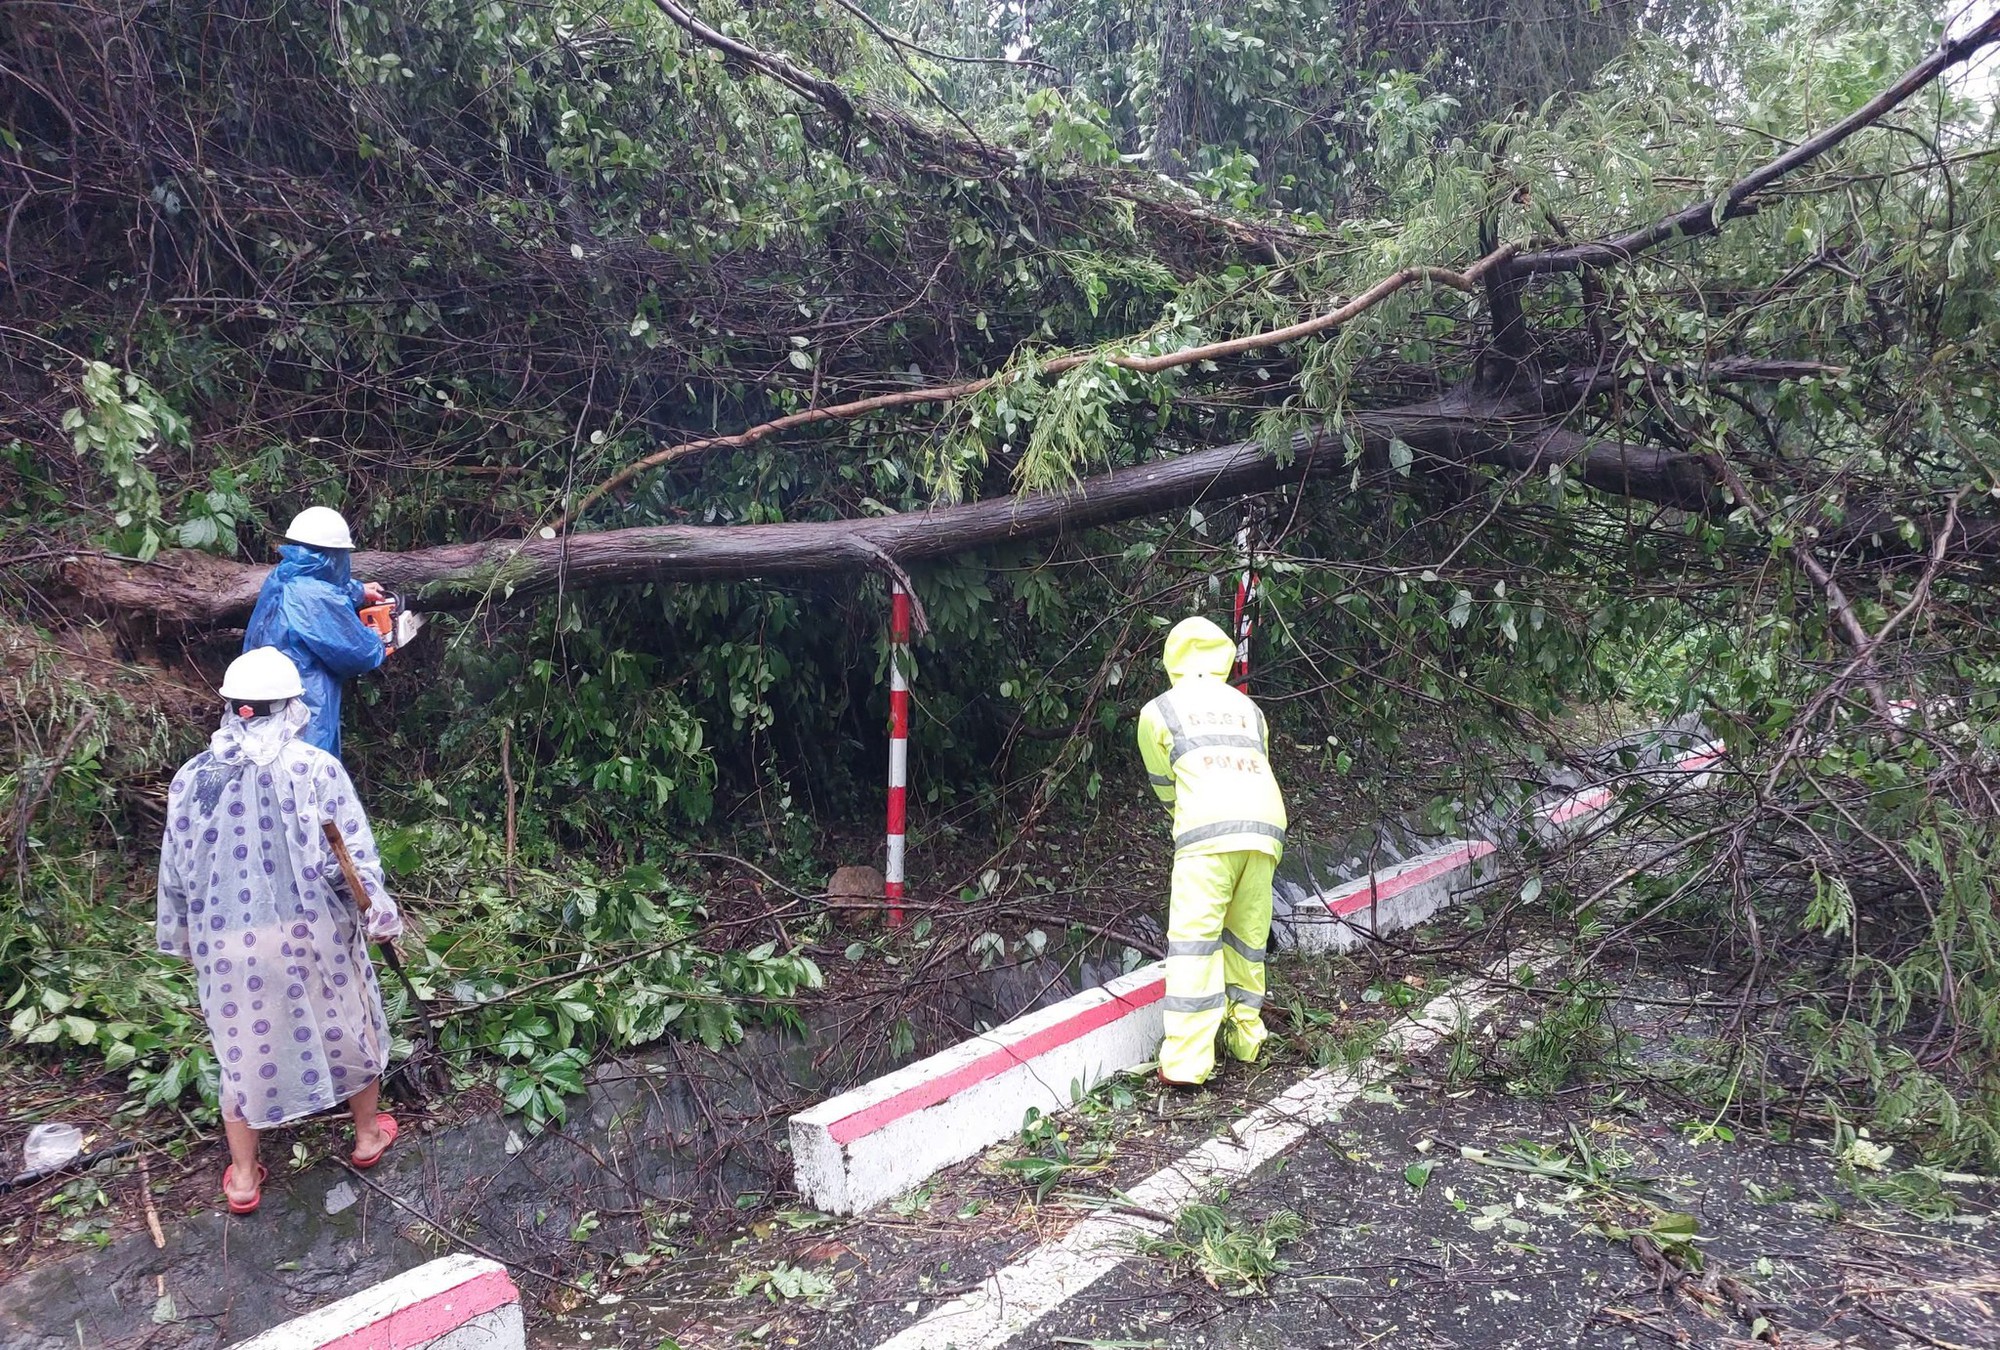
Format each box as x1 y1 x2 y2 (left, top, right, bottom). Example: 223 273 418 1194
61 388 1985 633
1149 0 1194 175
65 396 1720 629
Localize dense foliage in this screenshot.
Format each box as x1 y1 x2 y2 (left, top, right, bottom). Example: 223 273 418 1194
4 0 2000 1162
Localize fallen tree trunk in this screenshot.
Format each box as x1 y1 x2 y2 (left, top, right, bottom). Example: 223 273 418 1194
65 398 1724 628
59 394 1987 633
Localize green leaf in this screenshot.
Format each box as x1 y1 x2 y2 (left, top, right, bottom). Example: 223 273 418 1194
175 516 219 550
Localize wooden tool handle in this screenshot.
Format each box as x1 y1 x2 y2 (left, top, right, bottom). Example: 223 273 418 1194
320 819 373 915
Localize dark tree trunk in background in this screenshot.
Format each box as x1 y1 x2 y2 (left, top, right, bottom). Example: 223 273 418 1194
1149 0 1194 174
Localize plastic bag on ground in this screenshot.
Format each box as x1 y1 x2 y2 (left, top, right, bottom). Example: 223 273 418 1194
21 1122 84 1177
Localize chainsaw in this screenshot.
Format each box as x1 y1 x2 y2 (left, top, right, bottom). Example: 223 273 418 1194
359 592 426 654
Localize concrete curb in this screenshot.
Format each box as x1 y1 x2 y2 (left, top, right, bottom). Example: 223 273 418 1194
1531 738 1724 839
790 962 1166 1215
1286 838 1501 953
224 1255 521 1350
788 726 1731 1214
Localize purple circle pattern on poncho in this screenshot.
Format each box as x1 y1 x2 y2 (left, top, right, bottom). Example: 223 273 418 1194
155 734 394 1129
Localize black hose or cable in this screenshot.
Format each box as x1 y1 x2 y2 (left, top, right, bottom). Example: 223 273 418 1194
0 1138 138 1195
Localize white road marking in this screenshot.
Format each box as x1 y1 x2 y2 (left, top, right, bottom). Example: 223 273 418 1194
866 949 1551 1350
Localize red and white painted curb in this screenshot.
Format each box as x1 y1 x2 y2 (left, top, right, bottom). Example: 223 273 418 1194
225 1255 520 1350
866 950 1551 1350
795 729 1730 1214
1531 738 1724 839
790 962 1167 1215
1287 738 1725 950
1286 838 1501 954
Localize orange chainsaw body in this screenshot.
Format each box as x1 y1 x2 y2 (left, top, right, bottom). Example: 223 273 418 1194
359 595 423 654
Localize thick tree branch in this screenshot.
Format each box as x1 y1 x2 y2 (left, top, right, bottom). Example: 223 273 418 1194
74 399 1692 627
646 0 857 118
65 396 1989 634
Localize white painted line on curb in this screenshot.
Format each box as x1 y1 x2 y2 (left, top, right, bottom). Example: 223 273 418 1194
865 950 1552 1350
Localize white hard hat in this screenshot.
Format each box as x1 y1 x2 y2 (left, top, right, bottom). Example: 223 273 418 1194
284 506 355 550
220 647 306 701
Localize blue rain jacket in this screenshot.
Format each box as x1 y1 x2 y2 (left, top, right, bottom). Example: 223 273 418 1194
242 545 384 758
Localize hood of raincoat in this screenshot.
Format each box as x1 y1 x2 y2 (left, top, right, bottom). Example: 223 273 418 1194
271 542 352 589
1163 617 1235 686
209 698 312 767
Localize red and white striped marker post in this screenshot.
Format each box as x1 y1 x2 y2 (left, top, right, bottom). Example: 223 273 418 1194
1231 524 1258 692
885 580 911 928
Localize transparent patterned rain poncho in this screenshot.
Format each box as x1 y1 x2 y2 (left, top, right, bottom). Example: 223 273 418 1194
156 700 403 1126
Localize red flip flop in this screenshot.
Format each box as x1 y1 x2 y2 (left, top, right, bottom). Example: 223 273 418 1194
223 1163 267 1215
351 1114 399 1169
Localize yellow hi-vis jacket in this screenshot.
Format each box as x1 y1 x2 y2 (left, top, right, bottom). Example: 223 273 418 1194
1137 617 1287 859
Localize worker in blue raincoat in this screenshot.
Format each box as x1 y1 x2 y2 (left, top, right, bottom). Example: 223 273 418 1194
242 507 386 758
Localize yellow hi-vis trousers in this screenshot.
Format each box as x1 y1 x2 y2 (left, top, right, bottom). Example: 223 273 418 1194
1161 850 1275 1084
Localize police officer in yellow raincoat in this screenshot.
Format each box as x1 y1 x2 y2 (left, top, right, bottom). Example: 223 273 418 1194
1137 616 1288 1086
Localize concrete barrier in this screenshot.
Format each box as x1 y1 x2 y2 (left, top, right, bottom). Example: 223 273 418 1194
1671 740 1724 786
225 1255 521 1350
790 723 1728 1214
790 962 1166 1215
1532 737 1724 839
1286 839 1500 954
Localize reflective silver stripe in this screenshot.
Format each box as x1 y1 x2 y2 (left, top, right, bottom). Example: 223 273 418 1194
1173 733 1264 759
1166 938 1221 957
1151 694 1189 763
1221 929 1266 963
1174 820 1287 850
1226 984 1265 1009
1153 691 1268 765
1162 991 1226 1014
1148 772 1174 787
